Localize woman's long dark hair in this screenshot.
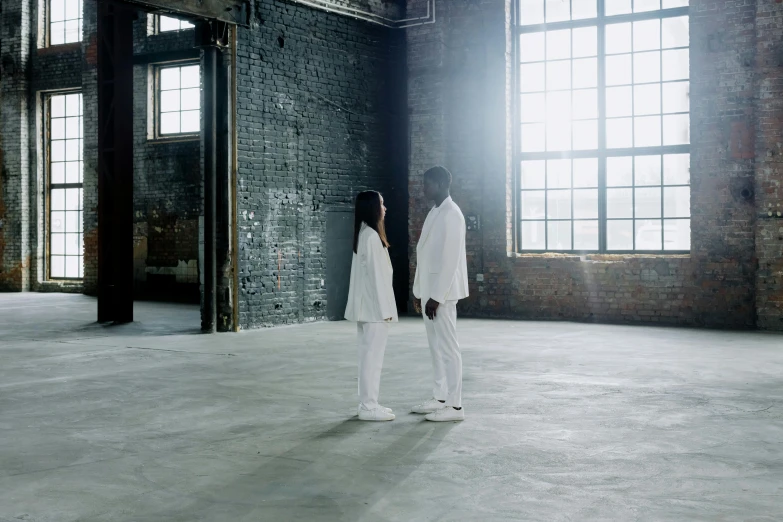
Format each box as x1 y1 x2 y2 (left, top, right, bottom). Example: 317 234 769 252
353 191 389 254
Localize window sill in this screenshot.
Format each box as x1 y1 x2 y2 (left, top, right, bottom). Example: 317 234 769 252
148 134 200 144
509 252 691 263
38 42 81 54
36 280 84 293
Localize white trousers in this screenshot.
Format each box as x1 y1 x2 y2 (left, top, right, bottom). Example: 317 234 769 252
423 301 462 407
357 322 390 410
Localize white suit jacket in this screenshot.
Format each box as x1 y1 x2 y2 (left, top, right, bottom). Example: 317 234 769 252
413 197 469 304
345 224 398 323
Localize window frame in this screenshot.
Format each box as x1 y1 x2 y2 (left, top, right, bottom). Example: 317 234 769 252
44 90 84 281
512 0 691 255
154 14 196 34
150 61 202 141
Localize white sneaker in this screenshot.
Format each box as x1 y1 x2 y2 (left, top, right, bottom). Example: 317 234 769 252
358 406 395 421
380 405 393 414
425 407 465 422
411 398 446 414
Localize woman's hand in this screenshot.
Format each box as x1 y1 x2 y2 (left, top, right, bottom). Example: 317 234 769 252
425 299 439 320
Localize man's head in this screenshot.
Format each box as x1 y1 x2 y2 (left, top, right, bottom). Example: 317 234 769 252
423 166 452 203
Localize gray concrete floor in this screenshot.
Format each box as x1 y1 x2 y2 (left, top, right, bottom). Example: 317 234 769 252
1 294 783 521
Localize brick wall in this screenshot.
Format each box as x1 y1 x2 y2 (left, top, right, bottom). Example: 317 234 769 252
406 0 780 329
235 0 407 328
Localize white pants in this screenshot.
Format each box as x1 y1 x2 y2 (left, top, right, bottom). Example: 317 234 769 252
357 322 390 410
423 301 462 407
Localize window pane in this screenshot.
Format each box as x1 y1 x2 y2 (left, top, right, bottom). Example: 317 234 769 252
664 219 690 250
521 160 546 189
66 233 79 256
66 94 81 116
634 84 661 115
663 114 690 145
634 51 661 83
573 0 597 20
52 234 65 255
634 20 661 52
635 220 662 250
521 221 546 250
161 113 180 135
65 256 79 278
606 54 632 86
159 16 181 32
51 22 65 45
51 0 66 21
547 159 571 188
181 66 200 89
51 212 65 233
547 61 571 91
547 91 572 121
573 27 597 58
662 49 689 80
574 189 598 219
607 157 633 186
66 211 78 233
573 120 598 150
574 158 598 187
664 187 690 217
607 118 633 148
548 221 572 250
160 68 180 90
522 123 546 152
573 89 598 119
521 93 546 123
51 163 65 184
662 16 689 49
607 188 633 218
65 139 79 162
181 110 200 133
65 161 80 183
51 96 66 118
634 0 660 12
51 189 65 212
573 58 598 88
522 191 546 219
547 30 571 60
51 141 65 162
635 115 662 147
181 88 200 111
606 23 632 55
520 0 545 25
662 0 688 7
65 116 79 138
161 90 181 112
574 220 599 250
635 187 662 218
547 190 572 219
51 256 65 278
606 0 632 15
547 120 571 151
635 155 662 186
521 63 546 92
65 188 80 210
520 33 546 63
663 81 689 113
546 0 570 22
606 86 632 117
608 220 633 250
663 153 690 185
51 118 65 140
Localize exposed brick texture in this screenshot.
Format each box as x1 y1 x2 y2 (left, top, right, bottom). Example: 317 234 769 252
235 0 407 328
406 0 781 330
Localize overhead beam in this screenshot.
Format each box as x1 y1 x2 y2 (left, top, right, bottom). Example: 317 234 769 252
123 0 248 26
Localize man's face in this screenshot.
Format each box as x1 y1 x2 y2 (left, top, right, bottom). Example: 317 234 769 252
423 177 439 202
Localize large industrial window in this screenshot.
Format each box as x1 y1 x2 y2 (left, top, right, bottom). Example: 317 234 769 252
515 0 690 253
48 0 83 45
154 63 201 137
156 15 195 33
46 92 83 279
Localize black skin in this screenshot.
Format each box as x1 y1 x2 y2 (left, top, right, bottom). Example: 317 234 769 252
414 176 451 321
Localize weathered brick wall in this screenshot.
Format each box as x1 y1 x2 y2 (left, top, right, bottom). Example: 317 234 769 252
406 0 775 329
131 16 201 302
755 0 783 330
235 0 407 328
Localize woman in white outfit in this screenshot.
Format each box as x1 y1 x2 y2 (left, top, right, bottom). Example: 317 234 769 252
344 191 398 421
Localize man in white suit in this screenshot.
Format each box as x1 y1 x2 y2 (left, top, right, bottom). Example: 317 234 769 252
411 166 469 422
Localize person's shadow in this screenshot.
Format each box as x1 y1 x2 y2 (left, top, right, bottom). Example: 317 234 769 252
138 417 455 521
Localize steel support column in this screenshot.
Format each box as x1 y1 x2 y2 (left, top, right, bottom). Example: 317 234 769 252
97 0 135 324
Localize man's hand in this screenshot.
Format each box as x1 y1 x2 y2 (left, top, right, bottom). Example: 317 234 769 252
413 298 422 314
425 299 440 320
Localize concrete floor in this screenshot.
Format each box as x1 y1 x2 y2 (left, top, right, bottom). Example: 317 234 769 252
1 294 783 521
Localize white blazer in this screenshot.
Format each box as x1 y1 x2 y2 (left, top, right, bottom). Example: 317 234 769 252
413 196 469 304
345 223 398 323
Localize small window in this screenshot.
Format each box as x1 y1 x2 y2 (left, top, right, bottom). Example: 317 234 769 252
46 92 83 279
155 63 201 138
158 15 195 33
49 0 83 45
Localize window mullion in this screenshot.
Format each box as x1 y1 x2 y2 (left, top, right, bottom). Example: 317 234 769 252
597 0 607 253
